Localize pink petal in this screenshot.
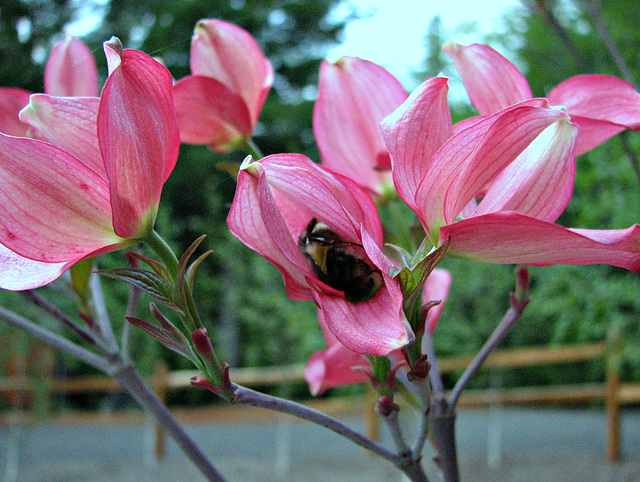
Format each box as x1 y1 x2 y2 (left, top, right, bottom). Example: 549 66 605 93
415 100 566 236
547 75 640 154
474 118 577 222
260 154 383 245
0 88 32 137
190 19 273 126
380 76 452 209
0 243 70 290
547 74 640 129
19 94 105 177
313 57 407 193
423 268 452 334
173 75 252 152
443 42 533 115
99 40 180 238
44 36 99 97
227 159 312 300
313 285 411 356
304 343 370 396
0 134 121 263
441 212 640 272
452 114 482 134
569 116 626 157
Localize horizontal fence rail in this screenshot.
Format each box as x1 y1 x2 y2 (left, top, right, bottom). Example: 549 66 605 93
1 342 638 462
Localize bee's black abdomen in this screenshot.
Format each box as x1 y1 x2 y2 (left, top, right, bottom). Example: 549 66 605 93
299 218 383 303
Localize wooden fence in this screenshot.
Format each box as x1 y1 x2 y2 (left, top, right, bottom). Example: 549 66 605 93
1 342 639 462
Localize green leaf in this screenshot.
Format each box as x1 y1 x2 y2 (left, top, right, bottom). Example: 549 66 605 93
185 250 213 290
69 257 96 308
126 316 195 361
393 239 450 330
98 268 176 308
127 252 171 281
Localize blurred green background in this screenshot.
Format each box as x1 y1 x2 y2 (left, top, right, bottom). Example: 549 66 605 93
0 0 639 407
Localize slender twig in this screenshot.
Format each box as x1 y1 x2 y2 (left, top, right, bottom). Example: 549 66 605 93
378 406 412 457
582 0 637 88
113 362 226 482
421 331 445 395
448 306 524 409
121 284 141 362
522 0 591 72
0 306 111 373
21 290 111 352
429 399 459 482
410 377 432 459
232 384 430 481
89 273 120 352
231 384 403 466
0 303 227 481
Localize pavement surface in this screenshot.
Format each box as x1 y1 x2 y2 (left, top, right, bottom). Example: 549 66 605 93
1 406 639 481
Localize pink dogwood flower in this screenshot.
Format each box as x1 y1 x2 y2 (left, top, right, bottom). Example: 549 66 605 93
0 36 99 137
227 153 412 356
173 19 274 153
381 73 640 271
0 38 179 290
443 41 640 155
313 56 408 194
305 268 452 395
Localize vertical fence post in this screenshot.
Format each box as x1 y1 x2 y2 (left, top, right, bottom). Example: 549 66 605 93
152 361 169 460
605 329 622 462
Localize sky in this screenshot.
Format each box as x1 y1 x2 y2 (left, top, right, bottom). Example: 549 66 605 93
328 0 524 89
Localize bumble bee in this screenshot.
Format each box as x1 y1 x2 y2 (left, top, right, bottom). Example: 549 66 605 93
298 218 383 303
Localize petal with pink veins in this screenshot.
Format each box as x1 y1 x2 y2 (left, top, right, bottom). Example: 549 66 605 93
473 118 577 223
20 95 105 178
414 100 565 236
546 74 640 129
173 75 252 152
0 243 70 291
310 229 412 356
441 212 640 272
442 42 533 115
313 57 408 193
99 39 180 239
0 134 122 263
304 342 370 396
381 76 452 209
227 159 313 300
546 75 640 155
313 285 411 356
259 154 384 245
190 19 273 126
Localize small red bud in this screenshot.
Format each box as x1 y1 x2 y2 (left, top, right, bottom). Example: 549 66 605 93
376 395 399 417
407 355 431 381
125 251 140 268
191 327 214 357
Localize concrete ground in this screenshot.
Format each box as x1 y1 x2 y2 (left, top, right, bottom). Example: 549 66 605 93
1 406 639 481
